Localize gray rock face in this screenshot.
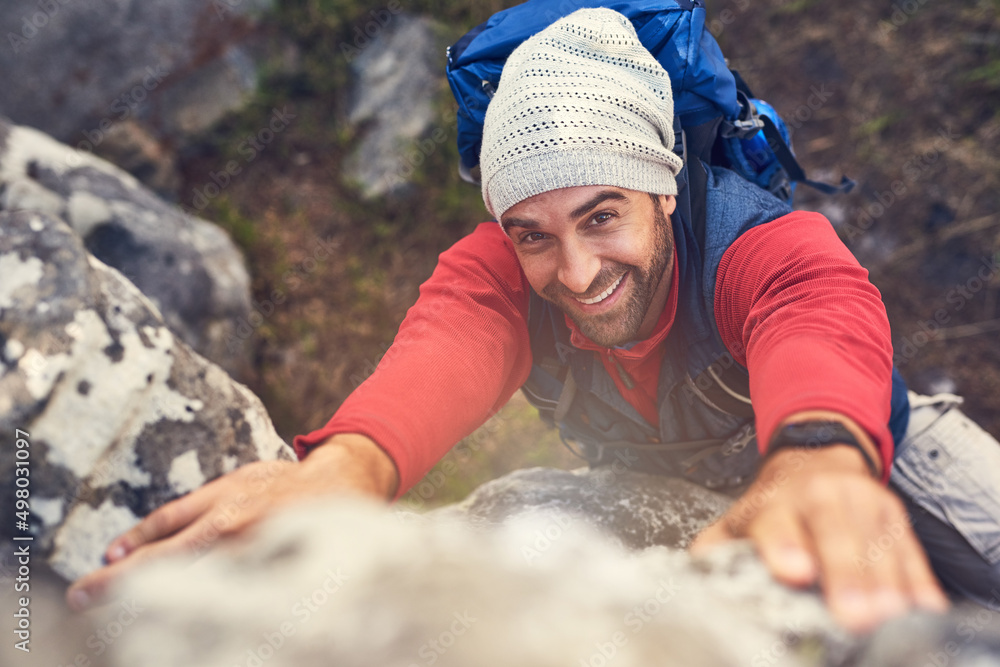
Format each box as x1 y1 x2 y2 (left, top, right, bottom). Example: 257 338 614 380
343 14 444 199
0 117 253 375
0 210 294 582
0 0 270 143
430 467 733 551
0 0 279 195
94 486 1000 667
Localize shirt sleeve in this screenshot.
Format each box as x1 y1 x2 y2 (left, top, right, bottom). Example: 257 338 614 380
292 222 533 498
713 211 895 480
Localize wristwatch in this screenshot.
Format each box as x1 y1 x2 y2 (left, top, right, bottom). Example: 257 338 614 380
767 420 880 477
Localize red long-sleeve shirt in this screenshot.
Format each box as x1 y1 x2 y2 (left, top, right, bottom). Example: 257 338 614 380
294 212 895 496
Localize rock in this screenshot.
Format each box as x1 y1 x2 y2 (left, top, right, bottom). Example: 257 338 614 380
0 0 273 141
157 45 259 139
96 489 1000 667
87 119 181 198
429 467 733 550
0 0 276 191
0 210 295 582
0 116 254 375
342 14 444 199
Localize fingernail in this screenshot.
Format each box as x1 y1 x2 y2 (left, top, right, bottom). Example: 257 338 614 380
108 544 127 562
917 589 950 613
834 589 869 622
780 548 814 578
68 588 90 612
874 589 907 617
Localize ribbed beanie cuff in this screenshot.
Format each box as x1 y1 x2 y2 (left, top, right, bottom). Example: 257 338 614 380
485 147 679 218
480 7 684 220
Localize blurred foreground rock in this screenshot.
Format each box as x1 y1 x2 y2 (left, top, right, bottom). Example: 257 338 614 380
0 211 294 582
343 13 445 199
74 482 1000 667
0 116 254 376
2 466 999 666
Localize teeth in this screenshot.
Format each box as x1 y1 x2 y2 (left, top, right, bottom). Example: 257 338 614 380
577 274 624 305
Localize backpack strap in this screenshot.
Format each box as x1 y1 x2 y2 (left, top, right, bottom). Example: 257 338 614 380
686 362 754 419
728 69 855 196
673 115 722 260
527 288 572 383
758 115 854 195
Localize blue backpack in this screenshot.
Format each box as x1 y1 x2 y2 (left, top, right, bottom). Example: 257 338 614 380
445 0 853 244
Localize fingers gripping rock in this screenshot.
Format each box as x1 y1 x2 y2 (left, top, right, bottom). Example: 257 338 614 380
0 211 294 582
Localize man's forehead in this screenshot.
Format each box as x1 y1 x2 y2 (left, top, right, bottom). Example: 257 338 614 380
501 185 636 228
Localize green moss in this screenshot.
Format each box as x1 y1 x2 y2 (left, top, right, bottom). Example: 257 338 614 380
854 113 900 140
966 59 1000 88
205 197 258 252
774 0 820 14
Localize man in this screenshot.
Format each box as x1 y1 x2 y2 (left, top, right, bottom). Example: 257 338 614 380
70 8 1000 634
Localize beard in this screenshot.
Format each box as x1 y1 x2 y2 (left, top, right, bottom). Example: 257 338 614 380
542 197 674 348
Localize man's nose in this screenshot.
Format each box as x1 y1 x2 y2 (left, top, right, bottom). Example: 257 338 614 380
556 238 601 295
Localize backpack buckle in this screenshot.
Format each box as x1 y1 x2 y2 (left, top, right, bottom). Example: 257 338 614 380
719 90 764 139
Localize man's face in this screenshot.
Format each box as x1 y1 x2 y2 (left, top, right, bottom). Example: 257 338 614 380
501 186 676 347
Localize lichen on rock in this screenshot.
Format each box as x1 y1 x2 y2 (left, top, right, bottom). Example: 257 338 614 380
0 210 293 582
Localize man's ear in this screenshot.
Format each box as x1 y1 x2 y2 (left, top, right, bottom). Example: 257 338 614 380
661 194 677 215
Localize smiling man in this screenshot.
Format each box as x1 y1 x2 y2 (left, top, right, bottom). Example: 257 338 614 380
504 188 675 348
70 7 1000 634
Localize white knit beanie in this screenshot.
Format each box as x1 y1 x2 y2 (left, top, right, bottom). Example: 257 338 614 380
480 7 684 220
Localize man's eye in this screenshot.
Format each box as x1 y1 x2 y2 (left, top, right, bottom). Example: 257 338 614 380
592 212 615 225
522 232 546 243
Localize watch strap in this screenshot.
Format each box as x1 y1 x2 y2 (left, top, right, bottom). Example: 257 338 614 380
767 421 880 478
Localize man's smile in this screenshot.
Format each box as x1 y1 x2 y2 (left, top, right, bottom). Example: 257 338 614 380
574 271 628 306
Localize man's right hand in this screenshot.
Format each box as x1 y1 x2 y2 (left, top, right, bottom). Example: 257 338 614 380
65 434 398 612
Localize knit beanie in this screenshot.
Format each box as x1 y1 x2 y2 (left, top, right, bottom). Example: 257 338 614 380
480 7 684 220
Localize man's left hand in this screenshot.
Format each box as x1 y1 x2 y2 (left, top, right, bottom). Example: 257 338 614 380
689 444 950 633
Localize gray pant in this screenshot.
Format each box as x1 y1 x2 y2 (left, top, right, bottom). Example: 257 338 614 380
890 392 1000 607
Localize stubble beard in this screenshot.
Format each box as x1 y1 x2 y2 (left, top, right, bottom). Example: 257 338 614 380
544 199 673 348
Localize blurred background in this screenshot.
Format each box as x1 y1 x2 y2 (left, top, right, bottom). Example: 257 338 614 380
2 0 997 508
